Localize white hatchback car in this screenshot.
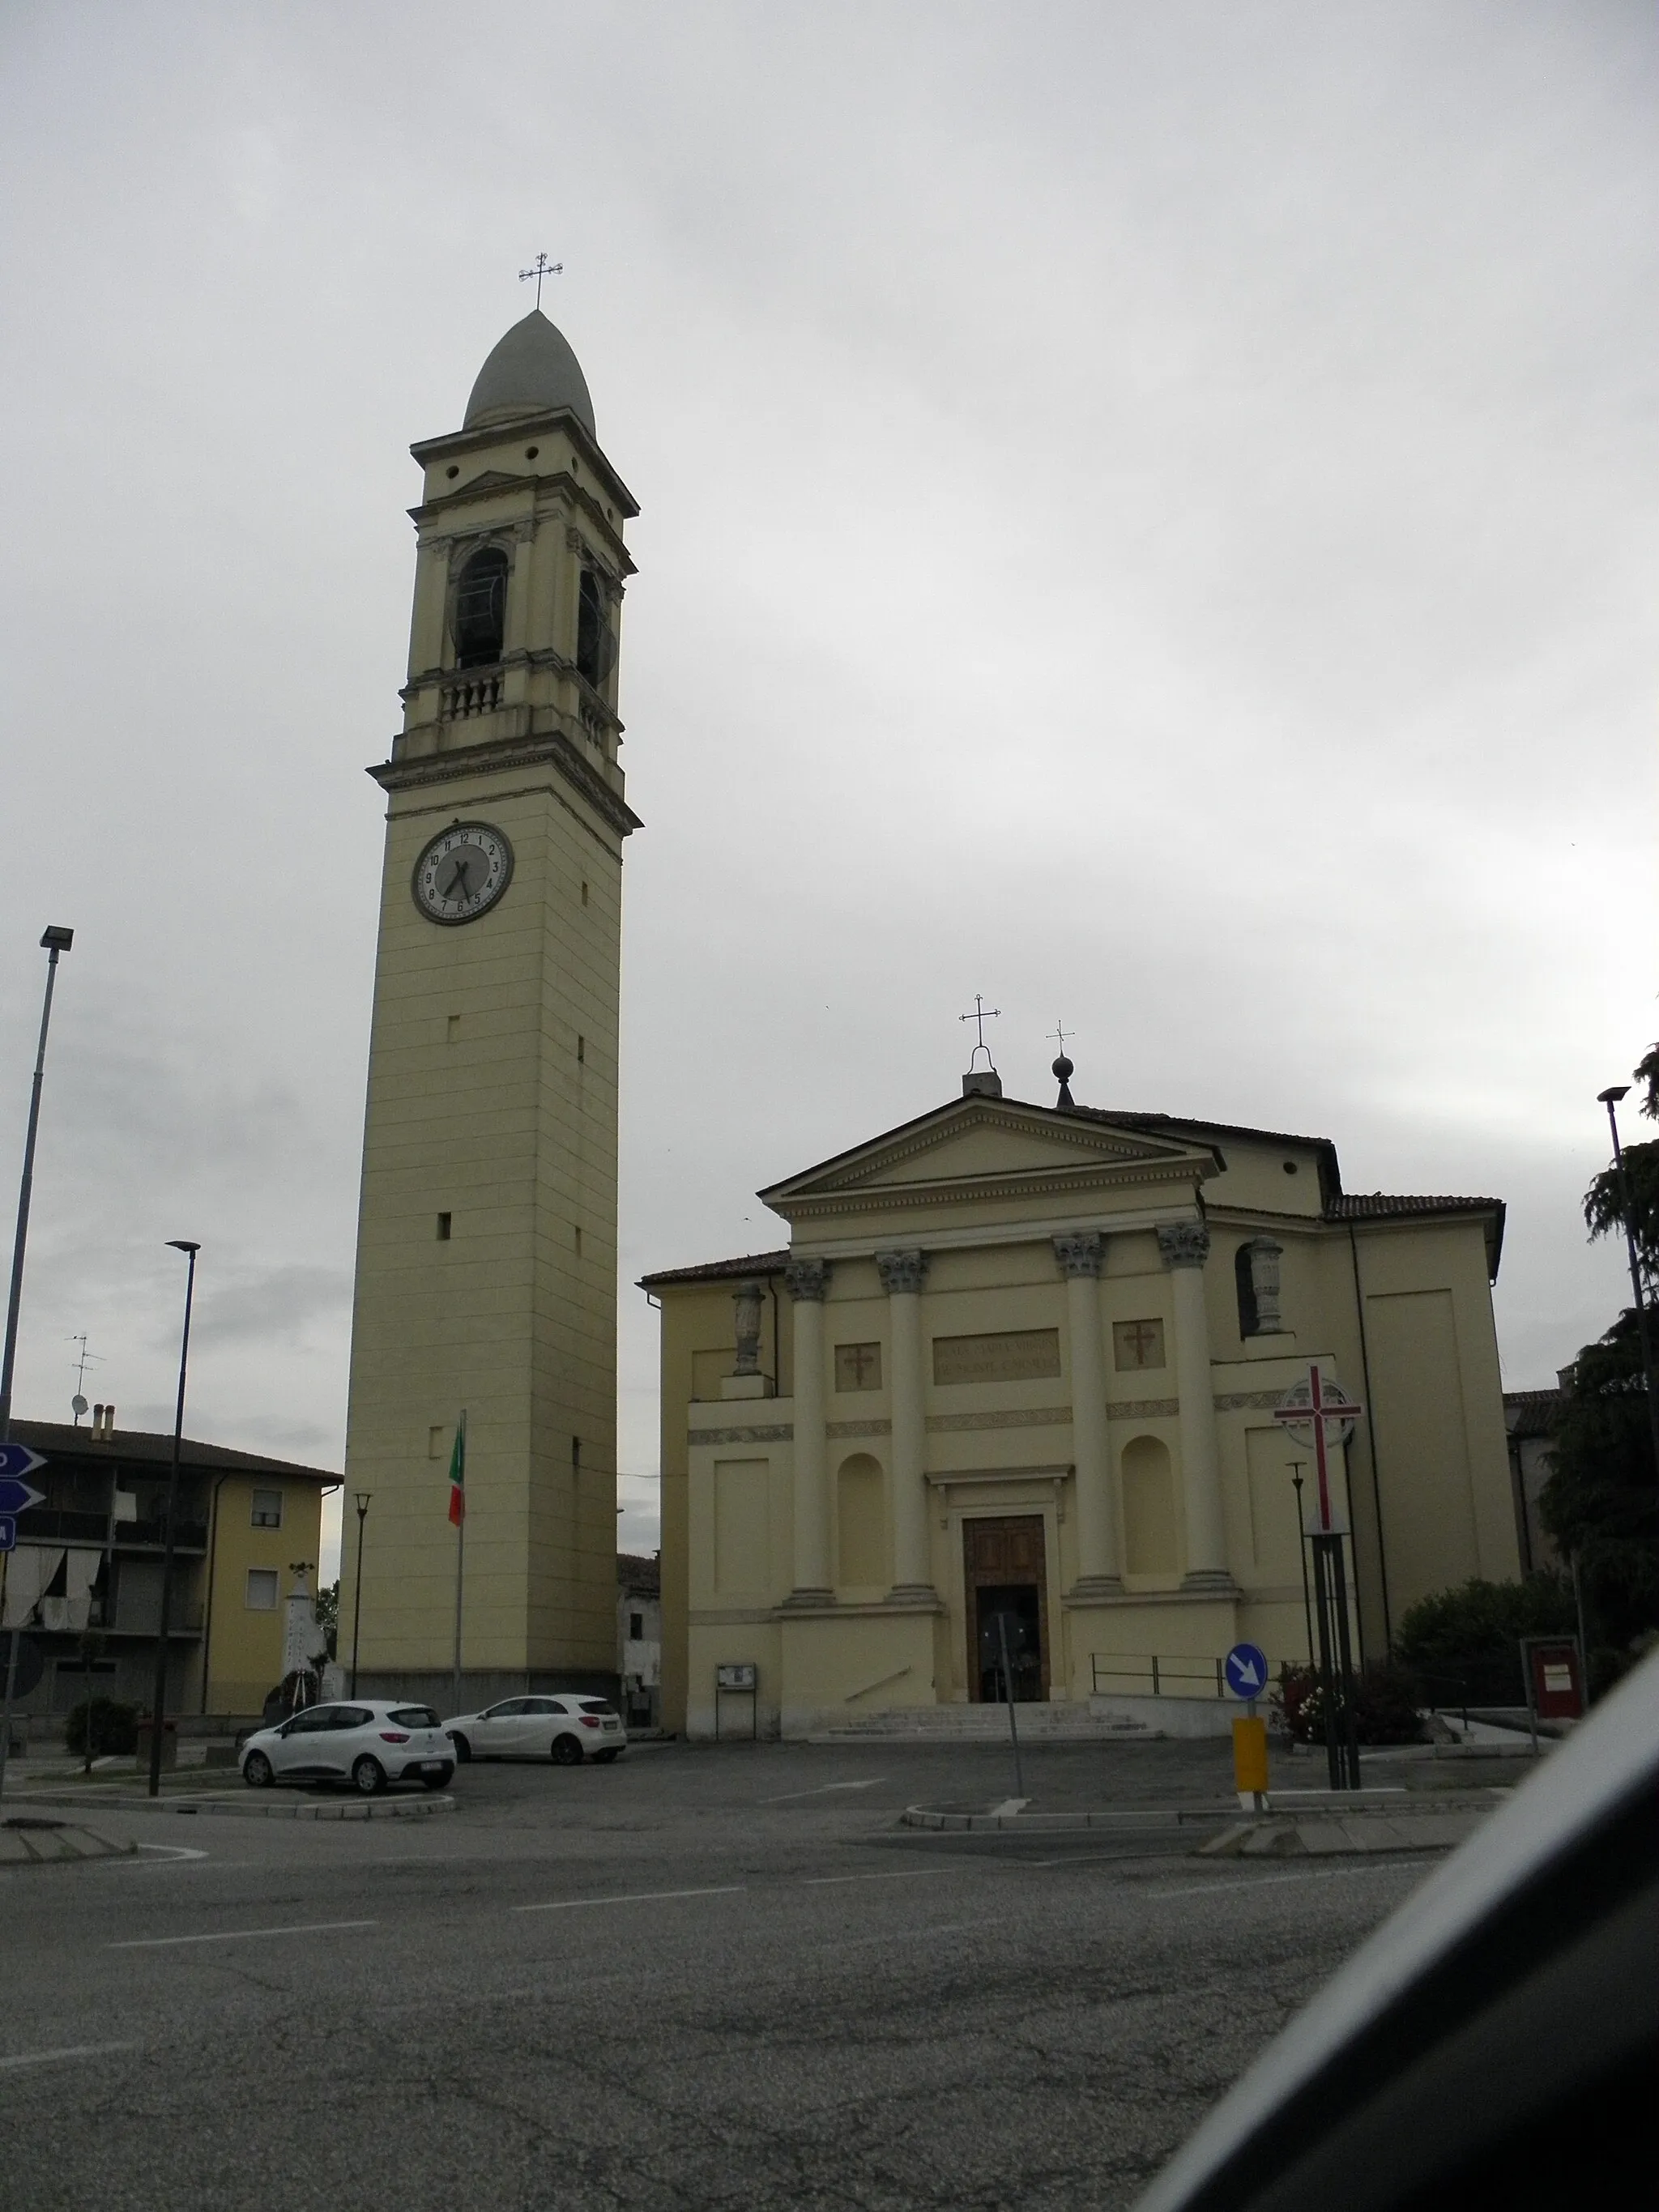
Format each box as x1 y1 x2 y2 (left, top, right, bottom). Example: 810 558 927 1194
446 1695 627 1767
241 1701 455 1795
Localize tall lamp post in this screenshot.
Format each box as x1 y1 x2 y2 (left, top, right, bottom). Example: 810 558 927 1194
1596 1087 1659 1480
349 1491 371 1696
0 925 74 1805
147 1240 199 1799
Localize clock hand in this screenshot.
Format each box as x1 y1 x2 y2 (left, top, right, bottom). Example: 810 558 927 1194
441 859 471 900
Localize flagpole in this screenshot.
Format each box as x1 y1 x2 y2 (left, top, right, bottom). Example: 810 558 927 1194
450 1409 466 1718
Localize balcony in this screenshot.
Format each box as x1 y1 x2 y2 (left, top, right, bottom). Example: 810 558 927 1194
441 671 504 720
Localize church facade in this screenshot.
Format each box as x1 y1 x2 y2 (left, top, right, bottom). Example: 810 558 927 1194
341 310 638 1701
645 1072 1518 1739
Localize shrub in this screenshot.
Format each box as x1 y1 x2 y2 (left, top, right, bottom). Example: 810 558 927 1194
1274 1659 1426 1746
1392 1575 1578 1703
64 1698 139 1758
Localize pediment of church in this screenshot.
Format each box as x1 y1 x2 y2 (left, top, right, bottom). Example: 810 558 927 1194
760 1095 1217 1223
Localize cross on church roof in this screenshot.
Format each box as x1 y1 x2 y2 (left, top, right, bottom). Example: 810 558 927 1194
958 994 1000 1069
518 253 563 309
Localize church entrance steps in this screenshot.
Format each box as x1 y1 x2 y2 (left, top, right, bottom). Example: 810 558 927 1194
808 1700 1158 1744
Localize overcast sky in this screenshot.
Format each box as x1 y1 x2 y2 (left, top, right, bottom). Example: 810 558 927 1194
1 2 1654 1578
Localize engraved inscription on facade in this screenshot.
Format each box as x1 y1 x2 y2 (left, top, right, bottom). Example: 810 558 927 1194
1113 1318 1166 1371
932 1328 1062 1385
834 1342 883 1392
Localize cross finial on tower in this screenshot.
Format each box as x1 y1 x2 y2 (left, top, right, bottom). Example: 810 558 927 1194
1048 1017 1077 1110
518 253 564 309
958 994 1000 1071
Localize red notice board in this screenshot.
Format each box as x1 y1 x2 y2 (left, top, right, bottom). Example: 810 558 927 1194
1522 1637 1584 1722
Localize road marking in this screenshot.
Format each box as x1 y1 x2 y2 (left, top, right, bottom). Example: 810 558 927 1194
801 1866 964 1886
106 1919 377 1950
758 1780 887 1804
1147 1863 1416 1903
130 1844 210 1863
0 2043 137 2071
514 1886 744 1914
989 1798 1030 1818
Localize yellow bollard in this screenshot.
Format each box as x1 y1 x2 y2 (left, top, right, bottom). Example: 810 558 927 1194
1232 1713 1269 1812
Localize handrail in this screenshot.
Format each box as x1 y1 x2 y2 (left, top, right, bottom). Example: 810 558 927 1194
1091 1653 1239 1698
844 1663 913 1703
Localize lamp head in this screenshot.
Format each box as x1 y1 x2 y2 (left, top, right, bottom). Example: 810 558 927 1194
166 1239 202 1255
1598 1086 1631 1106
354 1490 372 1514
40 925 73 953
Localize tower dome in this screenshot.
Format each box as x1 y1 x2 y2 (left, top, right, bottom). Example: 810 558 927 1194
463 309 596 437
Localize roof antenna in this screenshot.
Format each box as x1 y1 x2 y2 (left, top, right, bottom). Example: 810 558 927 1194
1049 1019 1076 1110
518 253 563 310
958 995 1003 1099
69 1332 104 1425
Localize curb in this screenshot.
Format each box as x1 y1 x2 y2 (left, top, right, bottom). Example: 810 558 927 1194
899 1789 1509 1835
1197 1807 1494 1858
11 1790 458 1822
901 1804 1228 1833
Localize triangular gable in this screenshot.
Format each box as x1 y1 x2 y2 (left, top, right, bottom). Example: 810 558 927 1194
760 1093 1216 1213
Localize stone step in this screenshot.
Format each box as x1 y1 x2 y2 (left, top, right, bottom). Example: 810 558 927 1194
812 1701 1157 1743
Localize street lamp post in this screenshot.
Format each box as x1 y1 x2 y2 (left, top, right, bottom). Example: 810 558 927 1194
0 925 74 1804
349 1491 371 1696
1596 1087 1659 1481
147 1242 199 1799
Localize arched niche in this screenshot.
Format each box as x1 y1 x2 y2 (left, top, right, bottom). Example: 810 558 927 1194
1120 1434 1179 1579
836 1453 889 1589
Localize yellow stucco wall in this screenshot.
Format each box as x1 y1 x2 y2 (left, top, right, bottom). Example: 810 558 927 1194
203 1475 328 1715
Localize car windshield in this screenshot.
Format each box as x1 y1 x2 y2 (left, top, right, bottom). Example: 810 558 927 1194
388 1707 439 1728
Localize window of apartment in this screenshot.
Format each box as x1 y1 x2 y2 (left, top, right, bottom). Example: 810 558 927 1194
250 1488 283 1529
629 1611 644 1641
245 1568 279 1610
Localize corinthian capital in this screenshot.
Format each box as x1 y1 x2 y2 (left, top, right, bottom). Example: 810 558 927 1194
783 1257 830 1303
876 1248 929 1296
1052 1231 1104 1279
1156 1221 1211 1271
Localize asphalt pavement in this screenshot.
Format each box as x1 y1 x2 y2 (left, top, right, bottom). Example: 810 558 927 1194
0 1739 1450 2211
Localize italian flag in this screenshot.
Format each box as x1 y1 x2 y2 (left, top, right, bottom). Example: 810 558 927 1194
447 1418 466 1527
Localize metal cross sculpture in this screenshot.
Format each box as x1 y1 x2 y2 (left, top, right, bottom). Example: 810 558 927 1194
518 253 563 309
958 995 1000 1068
1048 1018 1072 1055
1273 1362 1364 1533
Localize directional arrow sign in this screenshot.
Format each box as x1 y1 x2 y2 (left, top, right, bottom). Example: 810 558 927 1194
1223 1643 1270 1699
0 1477 45 1518
0 1442 46 1483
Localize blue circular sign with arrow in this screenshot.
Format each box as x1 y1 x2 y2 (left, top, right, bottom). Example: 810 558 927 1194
1223 1642 1269 1699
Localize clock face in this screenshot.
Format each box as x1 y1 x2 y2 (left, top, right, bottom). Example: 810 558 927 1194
412 822 514 926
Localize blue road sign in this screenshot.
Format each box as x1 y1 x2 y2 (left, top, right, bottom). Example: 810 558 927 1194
0 1515 15 1552
0 1478 44 1519
0 1443 45 1483
1223 1643 1270 1699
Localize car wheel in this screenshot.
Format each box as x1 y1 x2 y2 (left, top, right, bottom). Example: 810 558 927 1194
421 1764 454 1791
243 1750 274 1789
550 1734 585 1767
352 1754 387 1796
450 1734 472 1763
594 1750 621 1764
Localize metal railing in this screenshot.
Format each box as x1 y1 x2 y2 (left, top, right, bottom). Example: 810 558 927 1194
1090 1653 1241 1698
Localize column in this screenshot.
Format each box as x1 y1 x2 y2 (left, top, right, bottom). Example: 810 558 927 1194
1053 1232 1122 1596
783 1258 832 1605
1157 1221 1235 1592
876 1248 934 1597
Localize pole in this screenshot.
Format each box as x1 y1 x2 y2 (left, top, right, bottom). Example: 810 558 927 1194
1290 1465 1313 1662
350 1493 370 1697
1571 1552 1592 1710
0 925 74 1805
1310 1536 1342 1792
996 1609 1024 1801
451 1413 466 1719
1598 1089 1659 1481
1328 1532 1363 1789
147 1242 199 1798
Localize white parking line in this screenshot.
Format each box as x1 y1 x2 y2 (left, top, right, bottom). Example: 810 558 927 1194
758 1780 887 1804
514 1886 745 1914
800 1866 964 1886
0 2043 137 2071
106 1919 377 1950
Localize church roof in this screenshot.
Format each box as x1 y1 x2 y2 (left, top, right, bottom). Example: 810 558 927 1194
463 309 596 437
639 1248 789 1289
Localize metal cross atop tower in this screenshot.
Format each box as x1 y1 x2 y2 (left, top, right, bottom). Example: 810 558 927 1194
958 995 1000 1069
518 253 563 309
1048 1019 1072 1055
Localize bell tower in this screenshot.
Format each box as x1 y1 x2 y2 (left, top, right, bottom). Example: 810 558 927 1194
342 309 641 1702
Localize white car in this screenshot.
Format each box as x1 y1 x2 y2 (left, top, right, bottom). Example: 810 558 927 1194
241 1701 455 1795
446 1695 627 1767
